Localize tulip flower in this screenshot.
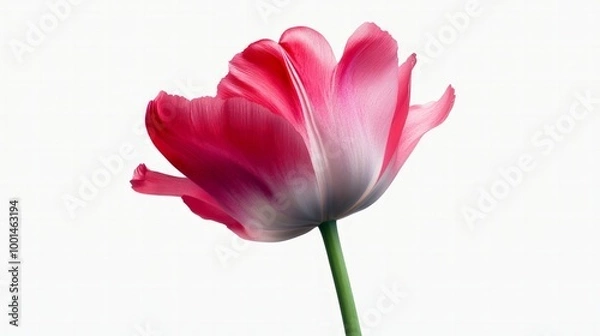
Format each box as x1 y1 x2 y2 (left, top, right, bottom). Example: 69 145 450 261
131 22 454 335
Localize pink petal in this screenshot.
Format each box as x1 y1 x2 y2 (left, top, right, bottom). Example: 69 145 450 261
131 164 250 239
216 39 308 137
146 92 322 242
388 85 455 175
216 26 337 155
131 163 209 199
181 196 250 239
278 26 337 127
184 194 316 242
313 22 401 218
380 53 417 176
347 85 456 214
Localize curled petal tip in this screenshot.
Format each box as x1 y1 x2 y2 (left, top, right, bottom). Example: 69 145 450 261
132 163 148 179
434 85 457 125
402 53 417 71
130 163 148 188
408 53 417 65
446 85 457 102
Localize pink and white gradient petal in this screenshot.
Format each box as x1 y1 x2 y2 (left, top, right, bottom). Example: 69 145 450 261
314 22 401 218
348 85 456 214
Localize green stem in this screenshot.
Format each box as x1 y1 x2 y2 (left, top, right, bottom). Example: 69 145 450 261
319 220 361 336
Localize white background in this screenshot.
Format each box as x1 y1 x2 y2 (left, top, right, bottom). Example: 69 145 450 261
1 0 600 335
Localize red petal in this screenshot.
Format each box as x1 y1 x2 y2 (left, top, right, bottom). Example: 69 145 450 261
131 164 249 239
216 39 308 137
216 26 337 151
146 92 321 241
278 25 337 127
182 196 250 239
